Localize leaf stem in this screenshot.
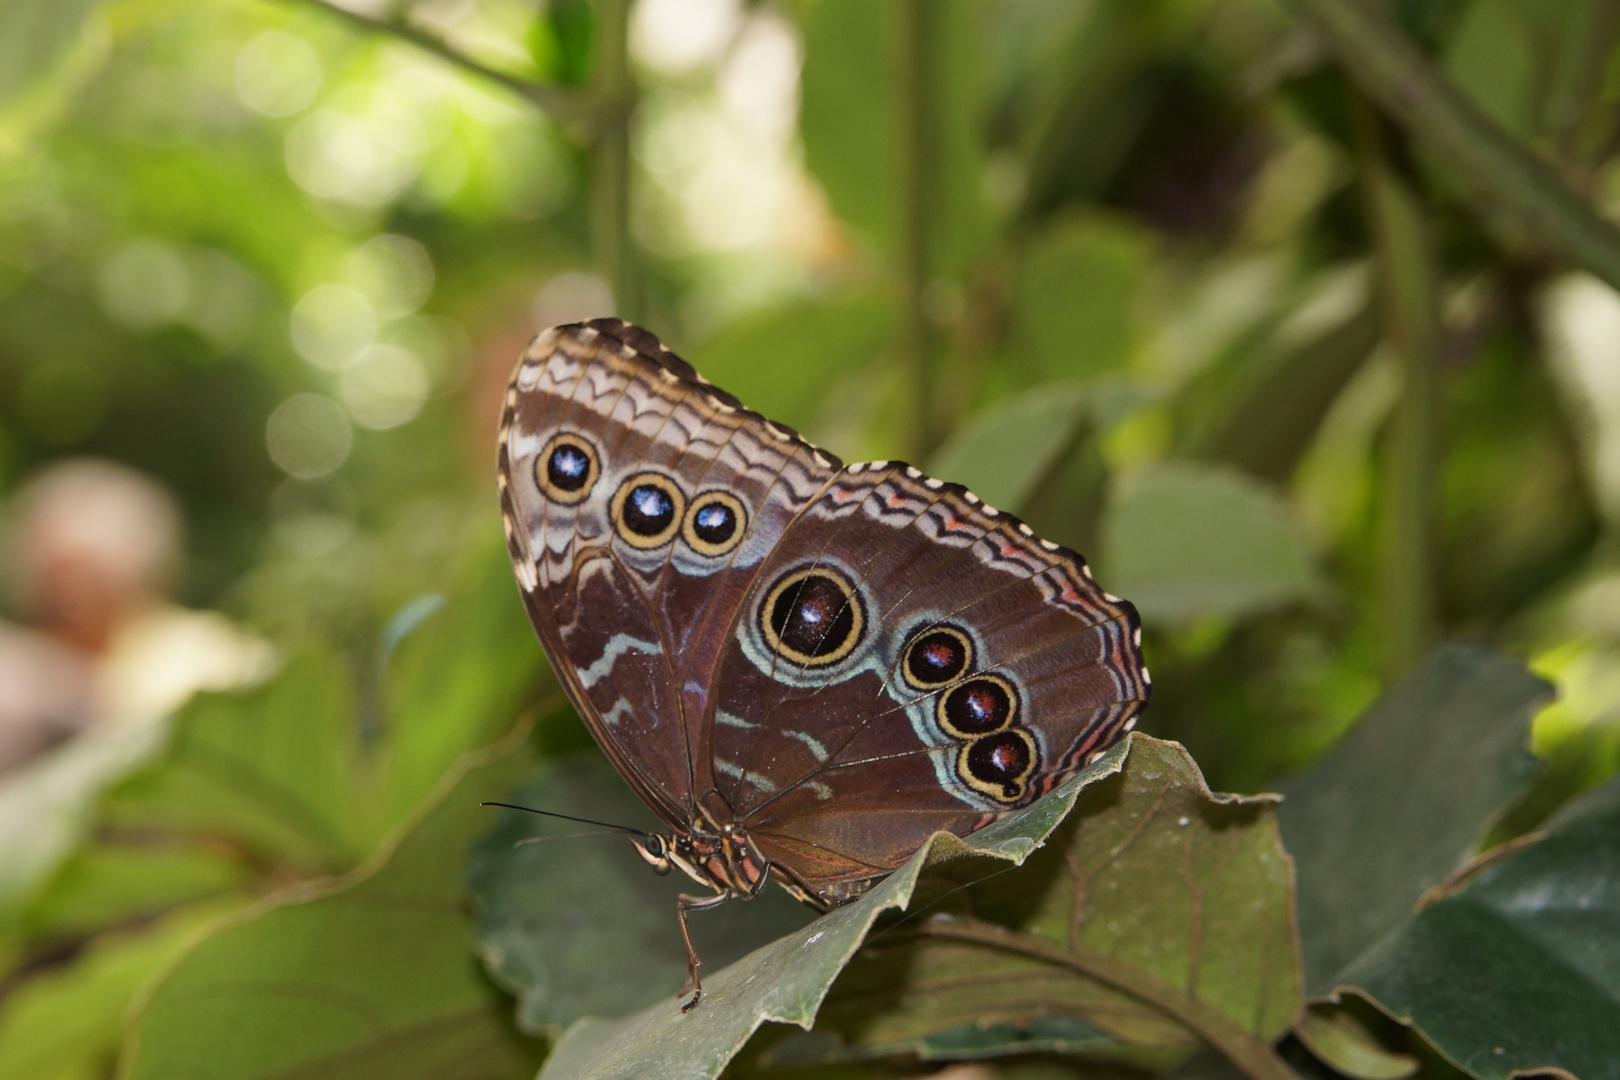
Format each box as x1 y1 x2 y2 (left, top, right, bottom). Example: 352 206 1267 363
916 918 1300 1080
1352 95 1439 682
898 0 941 461
284 0 591 125
1283 0 1620 291
589 0 638 320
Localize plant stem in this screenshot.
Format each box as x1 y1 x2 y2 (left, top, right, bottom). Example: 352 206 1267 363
898 0 941 461
918 918 1300 1080
285 0 590 124
590 0 638 320
1284 0 1620 291
1353 97 1440 682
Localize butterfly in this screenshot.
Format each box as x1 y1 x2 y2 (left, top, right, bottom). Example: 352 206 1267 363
496 318 1149 1009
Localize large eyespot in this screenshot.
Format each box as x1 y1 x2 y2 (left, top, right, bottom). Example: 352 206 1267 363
902 625 973 691
682 491 747 557
936 675 1018 739
536 433 599 504
611 472 686 549
760 567 865 667
958 729 1038 804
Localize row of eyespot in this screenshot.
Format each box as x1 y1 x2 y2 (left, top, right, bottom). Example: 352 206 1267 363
899 622 1038 802
537 432 748 557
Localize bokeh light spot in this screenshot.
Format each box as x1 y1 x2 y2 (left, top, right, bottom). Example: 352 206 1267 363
266 394 352 479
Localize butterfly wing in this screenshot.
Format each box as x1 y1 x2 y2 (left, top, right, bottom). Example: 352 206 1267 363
498 319 841 828
706 463 1149 904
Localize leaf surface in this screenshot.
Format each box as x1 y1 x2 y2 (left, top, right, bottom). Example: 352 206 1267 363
1339 775 1620 1079
1275 645 1550 990
530 736 1301 1080
1101 462 1325 623
120 722 546 1080
775 737 1299 1069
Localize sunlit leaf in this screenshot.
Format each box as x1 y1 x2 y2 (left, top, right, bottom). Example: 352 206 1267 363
121 722 545 1080
1337 775 1620 1079
1293 1003 1418 1080
1276 645 1550 991
1100 461 1326 623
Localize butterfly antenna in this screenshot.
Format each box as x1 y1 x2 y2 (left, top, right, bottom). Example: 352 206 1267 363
480 802 653 838
862 863 1021 946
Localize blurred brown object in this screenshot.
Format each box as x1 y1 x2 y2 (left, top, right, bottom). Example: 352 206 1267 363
9 458 181 655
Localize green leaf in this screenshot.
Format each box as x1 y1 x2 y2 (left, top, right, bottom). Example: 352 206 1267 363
121 722 545 1080
1276 645 1551 991
771 737 1300 1070
1013 213 1155 382
470 758 815 1032
1293 1003 1418 1080
1100 462 1326 624
24 841 245 939
533 736 1301 1080
0 721 169 927
373 537 548 839
1337 775 1620 1079
102 652 360 872
0 898 241 1080
927 384 1088 513
690 292 896 431
533 740 1132 1080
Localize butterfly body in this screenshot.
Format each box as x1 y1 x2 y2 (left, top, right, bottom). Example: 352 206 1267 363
497 319 1149 1006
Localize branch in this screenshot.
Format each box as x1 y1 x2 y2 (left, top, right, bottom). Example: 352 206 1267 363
1284 0 1620 292
917 919 1300 1080
285 0 592 126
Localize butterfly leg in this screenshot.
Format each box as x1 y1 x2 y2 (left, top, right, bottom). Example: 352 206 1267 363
676 889 732 1011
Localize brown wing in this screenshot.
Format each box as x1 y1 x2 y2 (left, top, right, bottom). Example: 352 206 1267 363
705 463 1149 904
497 319 840 828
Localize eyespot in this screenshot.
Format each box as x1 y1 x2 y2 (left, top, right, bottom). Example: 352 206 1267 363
682 491 747 557
957 729 1038 804
936 674 1018 739
902 625 973 691
536 433 599 505
611 472 686 549
760 566 865 667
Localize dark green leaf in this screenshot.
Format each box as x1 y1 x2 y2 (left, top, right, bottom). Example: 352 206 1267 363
122 723 545 1080
1338 775 1620 1079
470 758 815 1031
1276 644 1551 991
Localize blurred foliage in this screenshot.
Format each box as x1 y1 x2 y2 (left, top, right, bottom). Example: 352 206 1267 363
1 0 1620 1078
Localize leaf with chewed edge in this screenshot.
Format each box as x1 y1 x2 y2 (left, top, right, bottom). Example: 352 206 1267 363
535 738 1132 1080
537 734 1302 1080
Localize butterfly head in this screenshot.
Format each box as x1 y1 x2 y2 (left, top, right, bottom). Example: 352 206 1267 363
632 827 769 899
